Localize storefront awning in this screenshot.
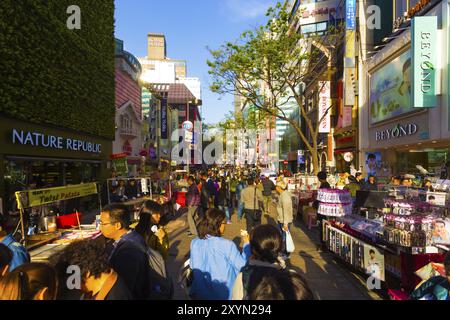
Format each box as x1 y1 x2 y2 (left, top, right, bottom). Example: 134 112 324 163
334 147 355 155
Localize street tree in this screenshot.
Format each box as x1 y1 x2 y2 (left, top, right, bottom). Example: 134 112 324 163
207 1 344 174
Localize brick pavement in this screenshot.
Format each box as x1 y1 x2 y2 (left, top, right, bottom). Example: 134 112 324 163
164 200 381 300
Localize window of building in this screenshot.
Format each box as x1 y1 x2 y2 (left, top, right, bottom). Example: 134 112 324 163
120 114 132 132
395 0 408 19
289 0 301 23
298 21 329 37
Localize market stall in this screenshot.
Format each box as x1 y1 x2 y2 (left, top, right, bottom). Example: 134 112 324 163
14 183 103 258
106 175 174 219
321 183 450 295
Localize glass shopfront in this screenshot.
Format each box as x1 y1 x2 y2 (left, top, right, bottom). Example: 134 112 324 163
3 157 101 214
395 148 450 177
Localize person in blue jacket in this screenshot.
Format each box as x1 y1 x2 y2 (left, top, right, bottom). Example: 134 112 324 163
410 252 450 300
189 208 250 300
0 230 30 272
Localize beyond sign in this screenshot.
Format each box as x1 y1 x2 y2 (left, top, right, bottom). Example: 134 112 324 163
375 123 418 141
12 129 102 154
412 16 437 108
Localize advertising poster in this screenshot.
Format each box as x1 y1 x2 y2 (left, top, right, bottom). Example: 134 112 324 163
365 152 381 176
113 157 128 177
426 192 447 207
369 50 413 124
364 245 385 282
432 218 450 245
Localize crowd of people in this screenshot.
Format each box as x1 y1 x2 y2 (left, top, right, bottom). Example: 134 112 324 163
1 166 449 300
0 167 315 300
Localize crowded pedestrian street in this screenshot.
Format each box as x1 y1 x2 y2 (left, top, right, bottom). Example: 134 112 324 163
1 0 450 307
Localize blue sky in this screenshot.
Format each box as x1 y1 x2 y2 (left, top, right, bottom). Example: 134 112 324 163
114 0 277 124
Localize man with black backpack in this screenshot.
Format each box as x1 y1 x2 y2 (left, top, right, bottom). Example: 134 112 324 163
99 204 172 300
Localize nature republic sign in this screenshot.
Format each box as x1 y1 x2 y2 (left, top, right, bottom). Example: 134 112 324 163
411 16 437 108
12 129 102 154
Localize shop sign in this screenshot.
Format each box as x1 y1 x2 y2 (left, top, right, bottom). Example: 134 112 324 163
411 16 437 108
15 183 98 210
375 123 418 141
345 0 356 30
297 0 340 25
12 129 102 154
318 81 331 133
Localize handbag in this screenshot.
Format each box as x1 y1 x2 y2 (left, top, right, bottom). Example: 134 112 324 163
285 230 295 253
250 187 262 221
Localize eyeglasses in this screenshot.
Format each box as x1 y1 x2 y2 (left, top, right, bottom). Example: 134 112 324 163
98 220 115 226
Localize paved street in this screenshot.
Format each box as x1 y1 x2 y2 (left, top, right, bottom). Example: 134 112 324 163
165 200 381 300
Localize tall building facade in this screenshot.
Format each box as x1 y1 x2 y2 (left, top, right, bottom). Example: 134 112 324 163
138 34 202 168
285 0 345 174
114 39 144 176
358 0 450 180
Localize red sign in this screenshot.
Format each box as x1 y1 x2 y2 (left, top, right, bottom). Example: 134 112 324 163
122 140 132 155
110 153 128 160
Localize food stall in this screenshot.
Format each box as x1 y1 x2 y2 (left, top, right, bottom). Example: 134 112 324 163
172 170 189 208
14 183 103 260
288 174 319 225
106 175 174 219
321 183 450 296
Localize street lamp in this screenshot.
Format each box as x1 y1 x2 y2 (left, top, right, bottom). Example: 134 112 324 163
186 100 193 174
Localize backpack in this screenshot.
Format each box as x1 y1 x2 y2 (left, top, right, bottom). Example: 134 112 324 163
137 243 174 300
230 179 238 192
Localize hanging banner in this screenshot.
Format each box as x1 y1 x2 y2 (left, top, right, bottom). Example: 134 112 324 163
161 99 168 139
318 81 331 133
15 183 98 210
411 16 437 108
342 106 352 127
344 68 356 106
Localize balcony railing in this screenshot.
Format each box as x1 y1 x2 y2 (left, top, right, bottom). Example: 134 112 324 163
119 127 139 138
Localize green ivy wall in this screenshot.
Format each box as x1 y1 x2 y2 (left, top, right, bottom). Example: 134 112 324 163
0 0 115 139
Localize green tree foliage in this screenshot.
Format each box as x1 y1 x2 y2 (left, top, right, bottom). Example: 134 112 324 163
207 1 344 174
0 0 115 139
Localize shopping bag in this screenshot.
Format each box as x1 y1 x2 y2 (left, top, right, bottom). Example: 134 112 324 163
285 230 295 253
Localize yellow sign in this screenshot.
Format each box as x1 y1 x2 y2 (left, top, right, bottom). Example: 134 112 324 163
15 183 98 209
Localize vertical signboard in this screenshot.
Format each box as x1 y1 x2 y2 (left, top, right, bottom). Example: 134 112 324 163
318 81 331 133
345 0 356 30
161 98 168 139
345 0 356 108
412 16 437 108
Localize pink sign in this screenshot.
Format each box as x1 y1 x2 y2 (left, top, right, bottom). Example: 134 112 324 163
318 81 331 133
343 106 352 128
